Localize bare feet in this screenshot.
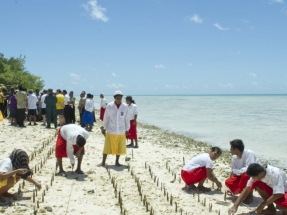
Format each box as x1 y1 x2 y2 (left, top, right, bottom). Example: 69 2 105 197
197 185 211 192
97 162 105 167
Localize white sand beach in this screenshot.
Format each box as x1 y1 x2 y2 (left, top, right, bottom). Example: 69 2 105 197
0 110 282 215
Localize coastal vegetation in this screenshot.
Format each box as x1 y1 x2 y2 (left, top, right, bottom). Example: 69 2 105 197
0 52 44 90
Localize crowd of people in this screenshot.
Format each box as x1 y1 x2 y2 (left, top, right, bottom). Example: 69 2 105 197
1 86 287 214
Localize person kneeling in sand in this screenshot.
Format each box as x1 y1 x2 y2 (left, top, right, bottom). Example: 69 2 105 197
55 124 89 174
181 147 222 192
229 163 287 215
0 149 41 202
225 139 259 204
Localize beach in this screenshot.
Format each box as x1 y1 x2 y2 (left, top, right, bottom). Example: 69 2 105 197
0 108 280 215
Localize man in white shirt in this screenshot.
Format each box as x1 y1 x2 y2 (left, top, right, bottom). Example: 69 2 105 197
40 90 48 126
99 94 107 121
97 91 130 167
181 147 223 192
229 163 287 215
62 90 70 124
55 124 89 174
27 89 38 125
225 139 260 204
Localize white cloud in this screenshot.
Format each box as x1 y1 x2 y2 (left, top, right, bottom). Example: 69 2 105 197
82 0 109 22
239 19 250 23
219 83 233 88
189 14 203 23
155 64 165 69
164 84 180 89
112 72 116 77
213 23 229 31
188 63 193 67
69 73 80 80
252 82 258 86
107 83 124 88
269 0 284 3
246 72 257 78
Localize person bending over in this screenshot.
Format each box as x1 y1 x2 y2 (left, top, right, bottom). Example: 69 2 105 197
181 147 222 192
55 124 89 174
0 149 41 201
229 163 287 215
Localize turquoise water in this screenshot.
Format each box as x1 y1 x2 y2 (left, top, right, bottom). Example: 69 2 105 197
91 95 287 168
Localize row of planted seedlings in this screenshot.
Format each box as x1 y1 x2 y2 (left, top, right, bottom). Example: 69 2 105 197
16 131 58 214
103 161 149 215
164 157 228 215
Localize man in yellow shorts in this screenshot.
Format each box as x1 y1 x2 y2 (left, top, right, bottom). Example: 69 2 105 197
97 91 130 167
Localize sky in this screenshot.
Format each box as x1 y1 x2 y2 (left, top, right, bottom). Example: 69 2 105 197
0 0 287 95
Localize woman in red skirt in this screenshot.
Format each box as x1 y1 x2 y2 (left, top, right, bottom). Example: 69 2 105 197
125 96 138 148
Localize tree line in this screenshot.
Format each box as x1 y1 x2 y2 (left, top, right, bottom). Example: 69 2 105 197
0 52 44 90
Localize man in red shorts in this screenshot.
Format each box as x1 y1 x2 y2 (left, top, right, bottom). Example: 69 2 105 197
229 163 287 215
55 124 89 174
225 139 259 204
181 147 222 192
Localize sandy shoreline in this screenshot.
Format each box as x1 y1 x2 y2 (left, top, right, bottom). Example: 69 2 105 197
0 110 279 214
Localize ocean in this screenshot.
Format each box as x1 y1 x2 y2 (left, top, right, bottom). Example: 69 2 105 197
91 95 286 168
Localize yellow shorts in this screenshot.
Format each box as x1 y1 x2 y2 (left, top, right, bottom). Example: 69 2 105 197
103 132 126 155
0 176 17 188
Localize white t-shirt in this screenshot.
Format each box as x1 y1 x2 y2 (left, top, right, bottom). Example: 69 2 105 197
127 103 138 120
0 158 13 173
85 98 95 112
183 153 213 172
60 124 89 165
103 102 130 135
64 94 69 105
40 94 47 109
100 98 107 109
247 165 287 194
231 149 260 175
28 94 38 109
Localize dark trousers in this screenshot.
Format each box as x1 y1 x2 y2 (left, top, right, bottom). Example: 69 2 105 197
16 108 26 126
46 107 57 128
69 105 75 123
64 105 70 124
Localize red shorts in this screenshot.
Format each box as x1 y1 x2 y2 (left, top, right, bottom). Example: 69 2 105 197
225 173 250 195
55 128 84 158
181 167 207 186
100 107 105 121
250 180 287 208
126 120 137 139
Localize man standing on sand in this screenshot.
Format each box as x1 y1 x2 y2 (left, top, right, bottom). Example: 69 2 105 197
181 147 223 192
99 94 106 121
78 92 86 127
44 89 57 129
229 163 287 215
69 91 76 124
27 89 38 126
225 139 260 204
15 86 28 127
97 91 130 167
62 90 70 124
40 90 48 126
55 124 89 174
56 89 65 126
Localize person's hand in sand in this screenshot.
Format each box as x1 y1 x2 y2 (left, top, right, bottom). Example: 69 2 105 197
228 205 237 215
101 128 106 136
35 183 42 190
216 181 222 190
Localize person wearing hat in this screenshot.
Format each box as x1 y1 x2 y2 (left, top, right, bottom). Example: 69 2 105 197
125 95 138 148
97 90 130 167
